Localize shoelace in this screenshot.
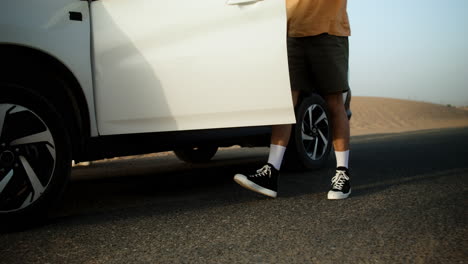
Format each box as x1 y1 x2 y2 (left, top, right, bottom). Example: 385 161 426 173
331 170 349 190
252 165 272 178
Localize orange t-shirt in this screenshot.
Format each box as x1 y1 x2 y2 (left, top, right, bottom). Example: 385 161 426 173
287 0 351 37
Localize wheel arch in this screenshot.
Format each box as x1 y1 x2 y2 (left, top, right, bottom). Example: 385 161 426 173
0 44 91 160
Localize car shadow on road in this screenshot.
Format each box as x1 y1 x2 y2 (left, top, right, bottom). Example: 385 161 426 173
44 149 270 226
3 127 468 232
50 128 468 225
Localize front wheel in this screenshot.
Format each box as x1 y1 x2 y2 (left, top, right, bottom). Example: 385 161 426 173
0 85 71 225
283 94 332 170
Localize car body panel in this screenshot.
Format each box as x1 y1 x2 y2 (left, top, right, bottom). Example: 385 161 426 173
0 0 99 137
91 0 295 135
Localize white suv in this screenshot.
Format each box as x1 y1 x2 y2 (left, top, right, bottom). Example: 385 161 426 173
0 0 351 223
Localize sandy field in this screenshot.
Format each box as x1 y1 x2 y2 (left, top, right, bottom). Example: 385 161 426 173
350 96 468 136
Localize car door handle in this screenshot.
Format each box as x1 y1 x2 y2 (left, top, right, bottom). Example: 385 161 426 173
227 0 263 5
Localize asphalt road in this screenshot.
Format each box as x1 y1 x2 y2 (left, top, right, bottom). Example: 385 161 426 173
1 128 467 264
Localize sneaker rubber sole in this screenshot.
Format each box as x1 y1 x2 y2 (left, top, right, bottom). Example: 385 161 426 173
327 189 351 200
233 174 277 198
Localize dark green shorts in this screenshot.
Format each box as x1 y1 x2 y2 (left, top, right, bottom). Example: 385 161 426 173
287 34 350 95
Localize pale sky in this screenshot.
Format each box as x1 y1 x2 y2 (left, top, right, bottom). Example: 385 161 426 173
347 0 468 106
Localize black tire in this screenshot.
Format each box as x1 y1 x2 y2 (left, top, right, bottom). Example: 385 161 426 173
344 89 352 120
173 145 218 163
0 83 71 226
283 94 332 171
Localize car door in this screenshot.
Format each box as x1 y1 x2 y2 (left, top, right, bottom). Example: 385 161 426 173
91 0 295 135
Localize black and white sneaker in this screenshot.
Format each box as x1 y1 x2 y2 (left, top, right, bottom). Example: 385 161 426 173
233 163 279 198
327 167 351 200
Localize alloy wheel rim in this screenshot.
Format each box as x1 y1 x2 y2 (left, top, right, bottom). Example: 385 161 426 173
0 104 56 212
301 104 329 161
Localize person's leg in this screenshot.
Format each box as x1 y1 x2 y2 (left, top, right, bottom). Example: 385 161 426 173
233 90 300 198
302 34 351 199
324 92 351 199
268 90 300 170
268 126 290 170
324 93 350 153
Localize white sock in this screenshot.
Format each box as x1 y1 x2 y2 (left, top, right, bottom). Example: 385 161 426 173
267 144 286 170
335 150 349 168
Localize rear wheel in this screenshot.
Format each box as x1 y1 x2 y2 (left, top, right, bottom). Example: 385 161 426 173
174 145 218 163
283 94 332 170
0 83 71 225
